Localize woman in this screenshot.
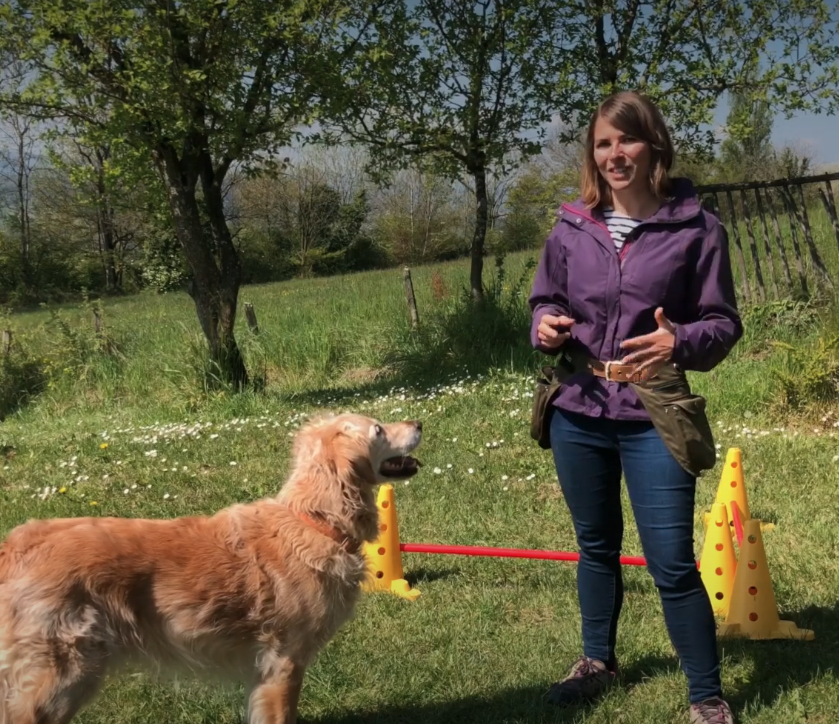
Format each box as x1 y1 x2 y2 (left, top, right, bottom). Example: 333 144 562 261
528 91 743 724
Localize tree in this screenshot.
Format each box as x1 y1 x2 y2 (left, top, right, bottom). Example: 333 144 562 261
302 143 373 206
328 0 566 300
331 0 839 299
46 133 159 294
1 0 387 387
550 1 839 156
370 168 468 265
0 62 41 297
499 163 576 252
493 121 584 252
773 143 813 179
282 166 344 276
718 88 775 181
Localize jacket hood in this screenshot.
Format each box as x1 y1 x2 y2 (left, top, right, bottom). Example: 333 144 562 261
561 176 703 225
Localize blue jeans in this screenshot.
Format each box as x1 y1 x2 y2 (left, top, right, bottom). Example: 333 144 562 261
549 407 721 704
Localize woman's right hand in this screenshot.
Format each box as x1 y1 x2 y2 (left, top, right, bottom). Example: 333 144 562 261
537 314 576 350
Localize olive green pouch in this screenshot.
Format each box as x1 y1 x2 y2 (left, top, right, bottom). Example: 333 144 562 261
630 364 717 477
530 355 575 449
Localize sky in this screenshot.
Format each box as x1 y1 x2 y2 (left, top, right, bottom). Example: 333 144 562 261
749 108 839 169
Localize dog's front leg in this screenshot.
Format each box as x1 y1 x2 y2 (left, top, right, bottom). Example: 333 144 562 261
247 658 305 724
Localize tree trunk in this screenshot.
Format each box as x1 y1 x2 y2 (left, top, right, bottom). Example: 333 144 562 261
16 129 32 291
199 152 248 387
470 165 488 301
95 158 120 293
154 145 248 389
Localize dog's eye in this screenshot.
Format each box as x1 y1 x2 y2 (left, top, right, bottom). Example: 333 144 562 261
373 424 383 437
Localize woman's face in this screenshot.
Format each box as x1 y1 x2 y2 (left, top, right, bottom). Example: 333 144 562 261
592 116 652 195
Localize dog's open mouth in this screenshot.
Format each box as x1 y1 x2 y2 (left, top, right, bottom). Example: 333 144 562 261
380 455 421 478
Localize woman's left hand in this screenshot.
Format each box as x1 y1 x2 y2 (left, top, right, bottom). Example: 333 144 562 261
619 308 676 378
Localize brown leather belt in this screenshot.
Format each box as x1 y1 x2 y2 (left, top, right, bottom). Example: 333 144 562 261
584 359 646 384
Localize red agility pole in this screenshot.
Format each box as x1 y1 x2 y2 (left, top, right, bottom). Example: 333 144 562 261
399 542 701 569
730 501 744 547
400 542 648 566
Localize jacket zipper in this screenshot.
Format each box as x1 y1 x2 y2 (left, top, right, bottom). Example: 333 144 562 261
563 205 631 362
618 228 642 268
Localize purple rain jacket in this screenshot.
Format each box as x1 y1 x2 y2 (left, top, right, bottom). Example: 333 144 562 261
528 177 743 421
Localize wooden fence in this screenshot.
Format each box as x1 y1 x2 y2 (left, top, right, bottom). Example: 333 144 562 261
696 171 839 304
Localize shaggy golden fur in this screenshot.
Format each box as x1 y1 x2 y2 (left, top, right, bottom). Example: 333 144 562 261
0 413 422 724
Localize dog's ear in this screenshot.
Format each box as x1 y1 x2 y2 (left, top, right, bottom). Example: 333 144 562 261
333 431 376 486
328 422 376 487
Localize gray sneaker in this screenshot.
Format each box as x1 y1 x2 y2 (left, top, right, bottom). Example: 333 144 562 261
689 697 735 724
546 656 618 706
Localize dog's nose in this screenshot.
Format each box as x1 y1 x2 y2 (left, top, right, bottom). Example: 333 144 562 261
414 421 423 432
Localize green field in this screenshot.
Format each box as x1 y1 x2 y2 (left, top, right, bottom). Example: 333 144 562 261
2 239 839 723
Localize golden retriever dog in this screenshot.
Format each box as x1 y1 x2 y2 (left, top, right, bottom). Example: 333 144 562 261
0 413 422 724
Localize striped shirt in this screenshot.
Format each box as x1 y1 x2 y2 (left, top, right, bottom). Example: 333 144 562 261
602 207 642 253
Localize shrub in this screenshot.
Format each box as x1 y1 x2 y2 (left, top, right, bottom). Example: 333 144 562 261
41 298 126 391
770 334 839 410
384 253 537 381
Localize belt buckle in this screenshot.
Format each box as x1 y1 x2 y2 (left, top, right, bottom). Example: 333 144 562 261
604 361 641 383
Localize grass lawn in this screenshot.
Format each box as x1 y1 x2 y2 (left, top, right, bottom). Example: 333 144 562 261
2 249 839 724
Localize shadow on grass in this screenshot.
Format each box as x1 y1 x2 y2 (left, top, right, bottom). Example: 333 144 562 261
404 566 462 586
305 686 578 724
725 600 839 712
305 654 682 724
305 604 838 724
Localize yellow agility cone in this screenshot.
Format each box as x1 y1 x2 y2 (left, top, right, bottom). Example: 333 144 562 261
717 519 813 641
704 448 750 532
700 503 737 617
362 484 420 601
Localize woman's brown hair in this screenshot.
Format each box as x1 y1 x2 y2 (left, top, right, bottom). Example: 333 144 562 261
580 91 675 209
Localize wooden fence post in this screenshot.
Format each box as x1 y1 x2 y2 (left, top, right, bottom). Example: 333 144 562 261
723 190 752 305
403 266 419 331
817 180 839 257
748 189 779 300
795 184 834 290
739 189 767 302
782 185 833 292
1 330 11 356
755 188 792 295
695 171 839 301
767 188 808 298
244 302 259 334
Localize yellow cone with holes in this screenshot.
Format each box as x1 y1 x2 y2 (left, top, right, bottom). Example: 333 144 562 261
704 448 750 532
700 503 737 617
362 484 420 601
717 519 813 640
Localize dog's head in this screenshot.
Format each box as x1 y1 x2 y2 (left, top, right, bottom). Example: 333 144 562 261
293 413 422 483
280 413 423 541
